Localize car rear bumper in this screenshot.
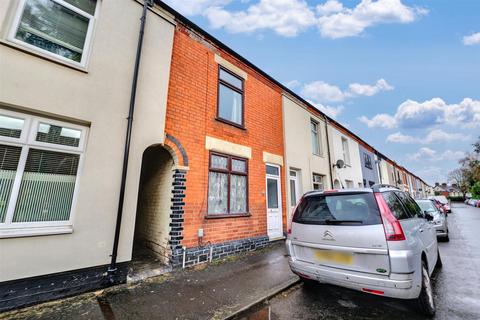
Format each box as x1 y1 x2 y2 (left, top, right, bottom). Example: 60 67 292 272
288 258 420 299
434 223 447 236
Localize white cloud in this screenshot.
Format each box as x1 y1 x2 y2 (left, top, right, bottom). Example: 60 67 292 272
316 104 345 118
317 0 428 39
386 132 417 143
307 101 344 119
205 0 317 37
302 81 345 102
163 0 231 15
407 147 466 162
360 98 480 129
439 150 466 161
316 0 344 15
348 79 394 96
386 129 471 144
408 147 436 161
463 32 480 46
166 0 426 38
423 129 470 144
301 78 393 103
359 114 397 129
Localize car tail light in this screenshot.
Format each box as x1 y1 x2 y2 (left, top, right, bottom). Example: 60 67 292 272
374 193 406 241
362 288 384 295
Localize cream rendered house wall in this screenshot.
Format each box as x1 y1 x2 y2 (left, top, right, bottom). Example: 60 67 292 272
328 126 363 189
282 95 332 225
0 0 175 281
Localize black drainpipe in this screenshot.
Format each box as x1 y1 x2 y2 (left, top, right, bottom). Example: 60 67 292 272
323 115 334 188
107 0 152 283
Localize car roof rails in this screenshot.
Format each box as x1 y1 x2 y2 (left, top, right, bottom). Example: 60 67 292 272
371 184 400 192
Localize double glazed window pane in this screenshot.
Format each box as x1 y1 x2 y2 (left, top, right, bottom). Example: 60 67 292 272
208 172 228 214
290 179 296 205
219 69 242 90
311 122 320 155
63 0 96 15
37 123 81 147
0 145 22 223
267 178 279 209
211 154 228 170
0 115 24 139
15 0 92 62
232 159 246 172
230 175 246 213
13 149 79 222
219 84 243 125
208 154 248 214
266 165 279 176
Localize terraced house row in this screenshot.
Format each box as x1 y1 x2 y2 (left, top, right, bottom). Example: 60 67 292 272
0 0 433 311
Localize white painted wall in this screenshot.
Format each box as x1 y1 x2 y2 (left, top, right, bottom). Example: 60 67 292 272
282 95 332 225
328 126 363 189
0 0 175 281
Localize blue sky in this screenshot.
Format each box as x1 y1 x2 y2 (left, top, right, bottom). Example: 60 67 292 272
163 0 480 184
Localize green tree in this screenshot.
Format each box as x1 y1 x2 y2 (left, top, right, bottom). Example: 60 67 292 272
471 182 480 199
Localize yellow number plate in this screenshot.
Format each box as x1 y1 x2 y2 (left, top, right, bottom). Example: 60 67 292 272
314 250 353 265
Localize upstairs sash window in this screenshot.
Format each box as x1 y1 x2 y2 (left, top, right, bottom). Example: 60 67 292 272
217 67 244 127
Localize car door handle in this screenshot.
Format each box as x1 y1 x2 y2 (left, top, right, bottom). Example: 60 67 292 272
419 228 424 233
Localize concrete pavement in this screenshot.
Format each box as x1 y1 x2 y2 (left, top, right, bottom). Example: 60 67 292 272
237 203 480 320
0 241 298 320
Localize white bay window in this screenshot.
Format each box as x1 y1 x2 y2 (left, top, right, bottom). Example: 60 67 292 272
0 110 87 238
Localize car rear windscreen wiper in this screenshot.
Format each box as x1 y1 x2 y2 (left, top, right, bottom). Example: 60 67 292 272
324 219 363 225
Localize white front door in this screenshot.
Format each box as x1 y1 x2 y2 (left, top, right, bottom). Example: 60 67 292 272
266 164 283 240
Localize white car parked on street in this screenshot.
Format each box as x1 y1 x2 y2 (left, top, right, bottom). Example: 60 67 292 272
286 185 441 316
416 199 449 241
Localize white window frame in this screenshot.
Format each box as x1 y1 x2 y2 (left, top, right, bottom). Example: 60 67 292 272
310 119 322 156
341 137 350 165
289 169 301 209
312 173 325 191
7 0 100 69
0 109 88 238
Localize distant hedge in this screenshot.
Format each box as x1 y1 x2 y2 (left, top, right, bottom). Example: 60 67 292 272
448 196 465 202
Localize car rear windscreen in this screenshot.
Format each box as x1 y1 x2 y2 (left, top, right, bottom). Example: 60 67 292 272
293 192 382 225
417 201 437 213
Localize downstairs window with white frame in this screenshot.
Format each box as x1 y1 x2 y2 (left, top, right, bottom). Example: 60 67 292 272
0 110 87 238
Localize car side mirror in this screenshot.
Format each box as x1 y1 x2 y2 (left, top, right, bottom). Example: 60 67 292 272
425 212 434 221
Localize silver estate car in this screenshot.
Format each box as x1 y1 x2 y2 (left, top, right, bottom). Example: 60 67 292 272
416 199 449 241
286 185 441 316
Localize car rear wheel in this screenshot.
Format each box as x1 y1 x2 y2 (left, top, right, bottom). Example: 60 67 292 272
416 261 436 316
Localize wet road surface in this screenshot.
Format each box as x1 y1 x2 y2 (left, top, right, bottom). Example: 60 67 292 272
238 203 480 320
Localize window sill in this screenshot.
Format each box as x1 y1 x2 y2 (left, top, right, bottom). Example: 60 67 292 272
205 213 251 219
0 225 73 239
0 39 88 73
215 118 246 130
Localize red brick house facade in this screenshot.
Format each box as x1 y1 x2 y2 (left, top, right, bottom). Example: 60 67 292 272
154 24 286 266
